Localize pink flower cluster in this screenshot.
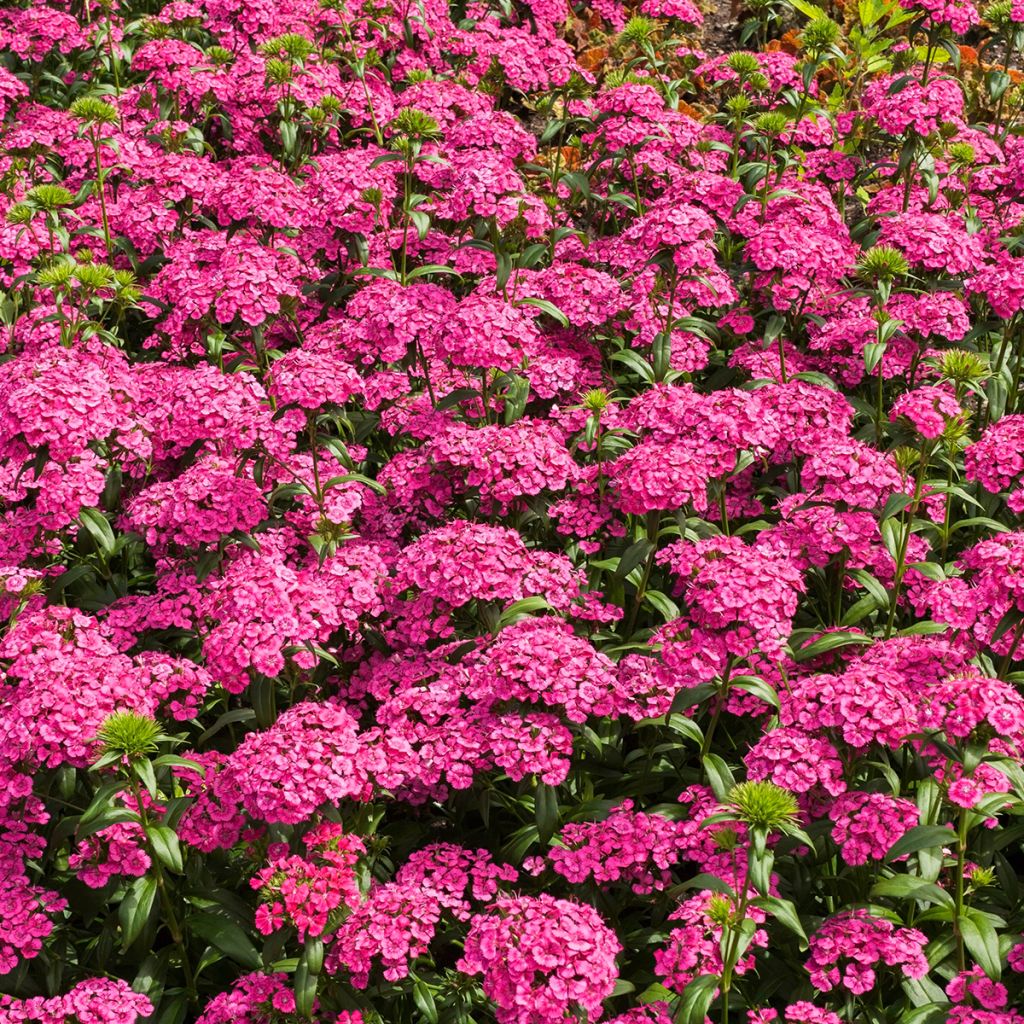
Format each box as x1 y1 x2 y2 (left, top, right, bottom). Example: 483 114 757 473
458 894 621 1024
806 910 929 994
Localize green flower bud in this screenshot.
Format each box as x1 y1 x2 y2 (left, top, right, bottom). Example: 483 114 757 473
96 711 162 761
27 184 74 211
6 202 33 225
391 107 441 140
726 52 761 77
259 32 315 62
726 780 800 832
857 245 910 281
802 17 840 53
619 15 658 44
36 261 75 288
69 96 119 125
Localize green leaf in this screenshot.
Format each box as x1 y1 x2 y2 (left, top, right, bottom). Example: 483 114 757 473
638 982 674 1005
864 341 888 374
303 936 324 974
516 296 570 327
610 349 655 383
119 875 158 950
614 539 654 582
136 757 159 801
79 507 117 556
151 754 206 773
959 912 1001 979
79 781 123 825
880 492 914 522
790 630 872 662
907 561 945 582
675 974 720 1024
320 472 387 496
146 825 183 873
702 754 736 802
188 913 262 969
496 597 553 630
675 873 735 896
294 957 318 1018
152 995 188 1024
665 713 704 747
753 895 809 949
534 783 560 845
643 589 679 621
987 69 1012 102
412 980 439 1024
870 875 954 907
885 824 957 861
670 684 717 713
77 806 140 840
730 675 780 710
406 264 461 281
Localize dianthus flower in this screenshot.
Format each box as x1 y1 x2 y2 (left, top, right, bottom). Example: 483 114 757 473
612 438 734 515
327 882 442 988
69 820 150 889
891 385 962 438
747 1004 843 1024
879 212 986 275
0 979 152 1024
267 347 363 410
174 752 247 854
829 792 919 865
966 416 1024 512
655 891 768 993
806 910 929 994
252 828 365 940
781 666 919 751
458 894 620 1024
745 727 847 798
467 617 621 722
548 801 689 893
227 700 366 824
801 438 905 510
969 254 1024 318
394 844 518 919
195 972 296 1024
922 673 1024 747
386 521 591 644
426 420 580 511
429 292 539 371
144 230 309 333
900 0 979 33
658 536 806 659
947 967 1009 1010
122 455 266 550
862 74 964 137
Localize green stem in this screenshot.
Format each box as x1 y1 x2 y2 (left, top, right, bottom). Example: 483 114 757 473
998 616 1024 678
90 130 113 261
129 777 197 1004
885 447 931 639
625 512 661 636
953 806 968 973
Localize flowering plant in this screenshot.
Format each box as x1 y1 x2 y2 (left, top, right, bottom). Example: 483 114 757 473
3 1 1024 1023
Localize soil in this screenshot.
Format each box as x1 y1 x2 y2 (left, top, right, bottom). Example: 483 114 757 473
698 0 742 58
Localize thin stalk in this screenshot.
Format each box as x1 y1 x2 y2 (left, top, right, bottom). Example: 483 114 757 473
998 617 1024 678
129 777 197 1004
89 129 113 261
885 447 931 638
625 512 661 636
952 806 969 972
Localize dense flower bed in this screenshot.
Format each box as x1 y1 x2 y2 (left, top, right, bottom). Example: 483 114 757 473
3 0 1024 1022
